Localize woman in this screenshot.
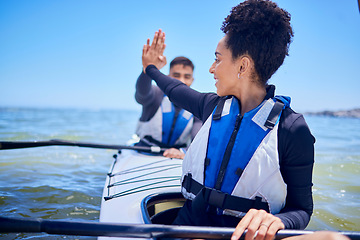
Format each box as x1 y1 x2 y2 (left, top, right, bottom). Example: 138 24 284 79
142 1 315 239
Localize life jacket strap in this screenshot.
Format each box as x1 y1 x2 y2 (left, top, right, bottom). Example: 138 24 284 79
213 99 226 120
264 100 284 129
182 174 270 213
213 96 232 120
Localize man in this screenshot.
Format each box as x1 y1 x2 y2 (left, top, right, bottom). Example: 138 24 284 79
135 56 201 159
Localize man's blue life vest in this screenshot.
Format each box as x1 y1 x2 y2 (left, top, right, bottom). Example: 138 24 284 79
136 96 194 148
181 95 290 217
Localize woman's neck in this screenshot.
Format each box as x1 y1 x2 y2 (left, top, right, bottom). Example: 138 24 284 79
235 83 267 116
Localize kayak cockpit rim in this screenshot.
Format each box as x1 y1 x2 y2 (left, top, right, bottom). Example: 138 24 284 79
141 192 186 224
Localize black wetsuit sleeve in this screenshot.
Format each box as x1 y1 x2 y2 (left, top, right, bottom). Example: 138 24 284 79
146 65 220 122
276 111 315 229
191 117 202 140
135 71 164 121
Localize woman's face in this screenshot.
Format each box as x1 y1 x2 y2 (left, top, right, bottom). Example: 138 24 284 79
209 36 240 97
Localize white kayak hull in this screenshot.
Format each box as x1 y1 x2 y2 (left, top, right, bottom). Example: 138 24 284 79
99 149 183 239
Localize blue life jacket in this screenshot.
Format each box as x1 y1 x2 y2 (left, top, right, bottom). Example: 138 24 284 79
136 96 194 148
162 101 193 146
181 95 291 216
205 96 290 194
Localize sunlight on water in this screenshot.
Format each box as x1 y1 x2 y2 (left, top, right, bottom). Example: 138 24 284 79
0 108 359 239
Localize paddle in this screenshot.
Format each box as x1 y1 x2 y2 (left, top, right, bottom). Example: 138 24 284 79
1 216 360 239
0 139 167 154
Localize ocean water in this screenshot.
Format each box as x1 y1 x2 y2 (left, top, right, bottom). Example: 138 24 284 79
0 107 359 239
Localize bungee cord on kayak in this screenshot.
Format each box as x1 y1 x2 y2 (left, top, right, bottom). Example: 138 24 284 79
106 183 182 200
109 176 180 188
104 154 182 201
109 162 181 177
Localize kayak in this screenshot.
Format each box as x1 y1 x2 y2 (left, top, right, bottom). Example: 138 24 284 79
99 149 185 240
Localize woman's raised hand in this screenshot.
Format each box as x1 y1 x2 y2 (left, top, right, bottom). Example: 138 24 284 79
142 29 167 73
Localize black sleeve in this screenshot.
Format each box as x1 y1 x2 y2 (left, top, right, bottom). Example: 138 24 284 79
275 110 315 229
146 65 220 122
191 117 202 140
135 71 154 104
134 71 164 121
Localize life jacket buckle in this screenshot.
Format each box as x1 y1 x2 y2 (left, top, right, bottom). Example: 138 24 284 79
183 173 192 191
206 188 226 210
252 196 265 210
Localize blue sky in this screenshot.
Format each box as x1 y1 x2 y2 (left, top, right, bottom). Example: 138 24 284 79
1 0 359 112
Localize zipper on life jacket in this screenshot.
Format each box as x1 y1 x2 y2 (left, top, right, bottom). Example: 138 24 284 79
214 114 243 190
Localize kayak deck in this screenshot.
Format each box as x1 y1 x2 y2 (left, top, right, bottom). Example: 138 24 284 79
100 150 184 228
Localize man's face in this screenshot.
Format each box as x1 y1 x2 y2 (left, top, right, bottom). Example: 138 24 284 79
169 64 194 87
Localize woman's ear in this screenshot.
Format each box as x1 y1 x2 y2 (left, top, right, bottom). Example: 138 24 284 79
238 55 251 75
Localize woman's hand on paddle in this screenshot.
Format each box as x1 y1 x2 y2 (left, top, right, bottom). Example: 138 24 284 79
142 29 167 73
231 209 285 240
163 148 185 159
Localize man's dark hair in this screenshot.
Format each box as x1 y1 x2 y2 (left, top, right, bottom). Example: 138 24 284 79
221 0 293 84
170 56 195 71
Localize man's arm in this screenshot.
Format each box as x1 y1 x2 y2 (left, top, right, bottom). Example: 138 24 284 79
135 71 154 105
135 71 164 122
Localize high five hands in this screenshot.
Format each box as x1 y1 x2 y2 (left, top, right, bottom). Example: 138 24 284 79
142 29 167 73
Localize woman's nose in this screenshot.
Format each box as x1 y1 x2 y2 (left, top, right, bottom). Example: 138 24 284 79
209 62 215 74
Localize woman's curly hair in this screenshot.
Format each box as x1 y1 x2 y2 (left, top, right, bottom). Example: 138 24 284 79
221 0 293 84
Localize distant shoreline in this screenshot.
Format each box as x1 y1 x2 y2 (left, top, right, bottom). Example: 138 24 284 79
305 108 360 118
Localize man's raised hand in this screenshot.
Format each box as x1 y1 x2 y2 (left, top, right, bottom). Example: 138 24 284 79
142 29 167 73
